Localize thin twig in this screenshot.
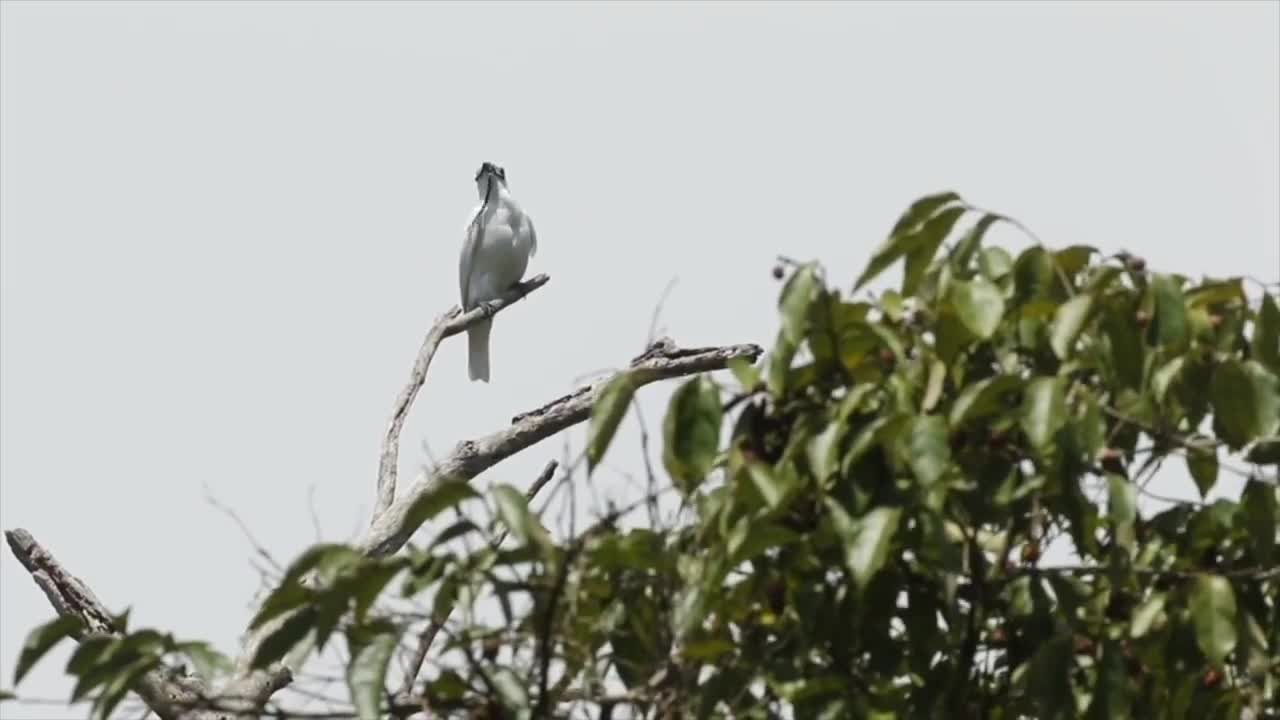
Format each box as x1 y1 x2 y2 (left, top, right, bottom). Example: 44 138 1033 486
203 485 284 574
646 276 679 347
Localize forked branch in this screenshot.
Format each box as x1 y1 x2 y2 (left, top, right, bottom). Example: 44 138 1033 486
374 273 552 522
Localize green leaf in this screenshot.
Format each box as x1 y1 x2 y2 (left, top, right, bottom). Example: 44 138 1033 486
491 667 531 712
828 502 901 591
275 543 361 589
1186 278 1246 308
345 621 400 720
1210 360 1280 449
1129 592 1167 639
1190 575 1238 666
1148 274 1189 350
746 460 796 509
1102 299 1145 389
1108 474 1137 552
1050 293 1095 359
855 192 962 291
248 579 314 631
728 521 799 564
950 213 1001 271
1020 377 1066 450
1255 293 1280 371
66 636 116 677
1151 356 1185 404
1186 444 1219 498
948 375 1022 428
1241 480 1277 565
1024 634 1074 718
350 561 406 621
1013 246 1059 304
0 689 13 702
948 277 1005 339
902 206 966 295
492 484 551 551
1054 245 1096 278
403 480 480 534
889 191 962 236
903 415 949 486
13 616 81 685
921 357 946 413
250 607 317 669
780 262 821 343
663 376 723 495
177 642 233 685
1084 641 1130 720
766 329 798 396
90 656 156 720
68 638 127 702
727 355 760 391
587 372 637 472
978 246 1014 281
806 419 844 483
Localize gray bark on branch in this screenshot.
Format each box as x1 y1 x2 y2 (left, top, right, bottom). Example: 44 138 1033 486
235 337 760 702
6 270 761 720
3 529 236 720
374 273 552 523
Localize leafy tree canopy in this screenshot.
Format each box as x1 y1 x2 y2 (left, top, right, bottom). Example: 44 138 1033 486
8 192 1279 720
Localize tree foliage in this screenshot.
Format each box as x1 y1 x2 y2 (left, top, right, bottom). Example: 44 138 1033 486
8 192 1279 719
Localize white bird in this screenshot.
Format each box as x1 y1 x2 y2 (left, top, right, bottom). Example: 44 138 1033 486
458 162 538 382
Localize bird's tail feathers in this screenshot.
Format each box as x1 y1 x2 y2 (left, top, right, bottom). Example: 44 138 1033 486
467 318 492 383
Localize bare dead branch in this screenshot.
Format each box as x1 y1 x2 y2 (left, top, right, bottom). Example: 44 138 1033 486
237 337 759 707
374 273 552 523
2 529 230 720
364 337 760 558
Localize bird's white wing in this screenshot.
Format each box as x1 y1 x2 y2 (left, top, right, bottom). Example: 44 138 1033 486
459 205 485 309
525 214 537 258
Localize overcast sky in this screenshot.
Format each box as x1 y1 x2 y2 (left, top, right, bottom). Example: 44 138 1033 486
1 1 1277 716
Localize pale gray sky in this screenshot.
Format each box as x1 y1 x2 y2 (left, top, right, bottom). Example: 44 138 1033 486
1 1 1277 716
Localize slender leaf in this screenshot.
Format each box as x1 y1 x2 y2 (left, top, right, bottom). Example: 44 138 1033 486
177 642 233 685
855 192 962 291
587 373 637 472
1186 444 1219 498
1108 474 1137 552
1148 274 1189 350
492 484 551 551
1025 634 1074 718
403 481 480 535
780 262 821 343
1190 575 1238 666
1255 293 1280 371
345 622 400 720
903 206 966 295
1241 480 1277 565
13 616 82 685
1129 593 1167 639
1050 293 1095 359
829 502 901 591
1021 377 1066 450
950 213 1001 271
250 607 317 669
903 415 949 486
